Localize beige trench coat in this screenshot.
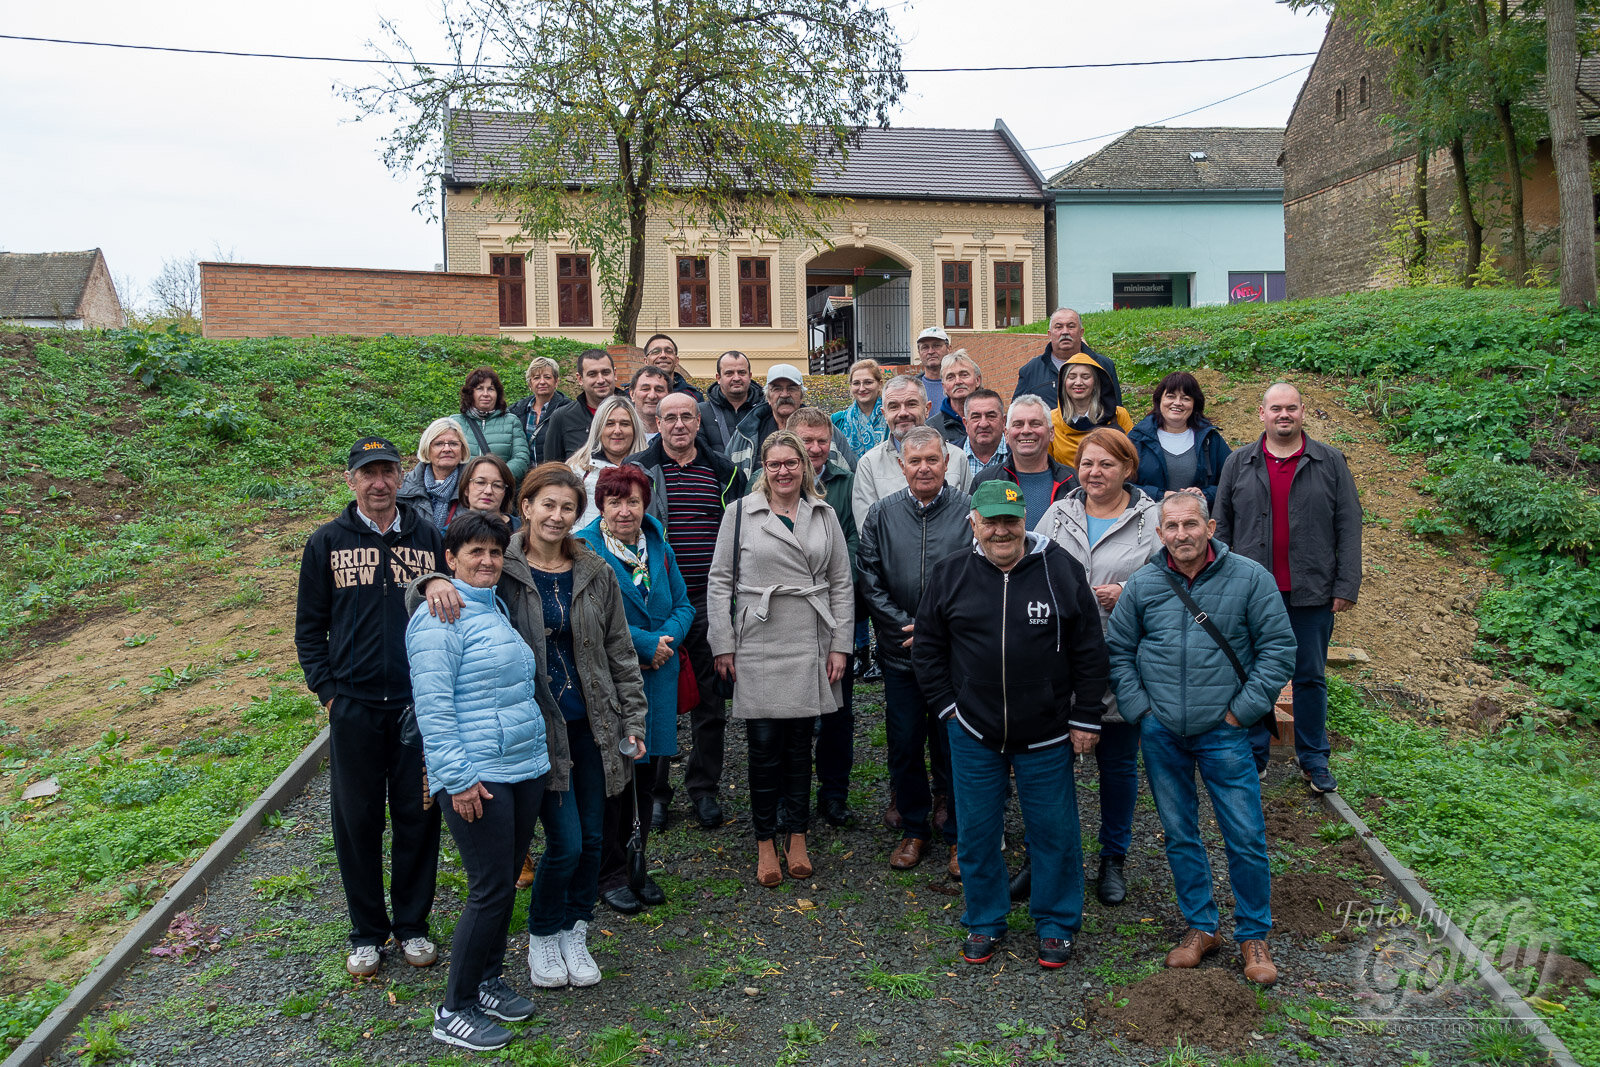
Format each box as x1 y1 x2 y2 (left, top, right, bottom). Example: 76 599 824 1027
706 491 854 720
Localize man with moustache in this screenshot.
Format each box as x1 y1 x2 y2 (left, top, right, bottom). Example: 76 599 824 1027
969 394 1079 530
852 375 971 522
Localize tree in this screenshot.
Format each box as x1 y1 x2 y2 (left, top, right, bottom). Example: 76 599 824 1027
348 0 906 345
1546 0 1597 305
149 253 202 322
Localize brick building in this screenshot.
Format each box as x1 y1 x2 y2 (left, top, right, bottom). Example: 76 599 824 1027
0 249 124 329
441 114 1053 378
1283 16 1600 298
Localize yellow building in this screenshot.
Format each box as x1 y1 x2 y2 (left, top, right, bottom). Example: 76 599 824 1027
442 113 1052 379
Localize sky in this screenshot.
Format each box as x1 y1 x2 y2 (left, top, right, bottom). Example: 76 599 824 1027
0 0 1329 306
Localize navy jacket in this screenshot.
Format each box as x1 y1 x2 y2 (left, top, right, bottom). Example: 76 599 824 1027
1013 341 1121 412
1127 414 1233 507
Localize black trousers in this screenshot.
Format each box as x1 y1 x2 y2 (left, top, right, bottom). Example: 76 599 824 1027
654 586 726 805
439 776 545 1012
327 695 442 947
747 717 817 841
815 651 855 803
598 758 653 892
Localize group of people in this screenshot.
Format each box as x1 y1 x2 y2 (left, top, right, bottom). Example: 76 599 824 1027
295 313 1362 1052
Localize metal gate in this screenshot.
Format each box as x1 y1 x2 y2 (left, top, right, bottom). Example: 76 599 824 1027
854 276 910 366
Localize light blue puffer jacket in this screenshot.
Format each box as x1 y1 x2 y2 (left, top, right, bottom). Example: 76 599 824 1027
406 578 550 796
1104 540 1296 736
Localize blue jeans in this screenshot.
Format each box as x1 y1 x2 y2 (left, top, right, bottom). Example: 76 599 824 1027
947 722 1083 940
1095 721 1140 859
1249 597 1331 773
528 720 606 935
1140 715 1272 941
882 666 954 841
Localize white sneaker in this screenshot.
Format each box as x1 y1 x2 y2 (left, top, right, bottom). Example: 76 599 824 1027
401 936 437 967
559 921 601 987
527 933 568 988
346 943 381 977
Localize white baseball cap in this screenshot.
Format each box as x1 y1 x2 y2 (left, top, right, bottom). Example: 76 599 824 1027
766 363 804 386
917 326 951 344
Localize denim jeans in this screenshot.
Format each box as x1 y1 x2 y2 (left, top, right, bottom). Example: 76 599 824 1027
1094 721 1140 859
1139 715 1272 942
947 722 1082 940
1249 597 1331 773
881 665 954 842
439 776 544 1011
528 720 607 936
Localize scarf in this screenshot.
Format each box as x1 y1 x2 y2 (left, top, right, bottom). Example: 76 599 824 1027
600 520 650 593
422 465 460 530
832 397 887 456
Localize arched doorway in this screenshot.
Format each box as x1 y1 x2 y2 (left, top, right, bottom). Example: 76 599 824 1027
803 246 911 373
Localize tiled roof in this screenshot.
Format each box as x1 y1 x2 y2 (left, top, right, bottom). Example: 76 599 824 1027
0 250 100 319
446 111 1046 203
1048 127 1284 192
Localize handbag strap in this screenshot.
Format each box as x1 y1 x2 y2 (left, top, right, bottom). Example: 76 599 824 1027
462 414 492 456
1160 568 1248 685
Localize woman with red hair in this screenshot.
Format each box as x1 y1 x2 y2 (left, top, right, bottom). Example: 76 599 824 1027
575 464 695 913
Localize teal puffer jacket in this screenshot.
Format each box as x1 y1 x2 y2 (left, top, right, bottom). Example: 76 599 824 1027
406 579 550 795
1104 540 1296 736
454 409 532 482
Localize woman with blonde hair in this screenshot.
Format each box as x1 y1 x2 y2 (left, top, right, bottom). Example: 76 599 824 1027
1049 354 1133 469
567 395 646 530
707 430 854 887
400 418 470 530
831 358 887 457
509 356 572 463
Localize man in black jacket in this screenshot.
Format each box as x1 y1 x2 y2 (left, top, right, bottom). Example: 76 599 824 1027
541 349 618 462
627 393 749 835
1012 308 1121 413
697 350 765 455
1215 382 1362 794
968 394 1078 529
857 426 972 877
913 479 1108 970
295 437 444 978
642 333 706 402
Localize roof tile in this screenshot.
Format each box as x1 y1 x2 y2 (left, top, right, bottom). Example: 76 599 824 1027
1049 126 1284 192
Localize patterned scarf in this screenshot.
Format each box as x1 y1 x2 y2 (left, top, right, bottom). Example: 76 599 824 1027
600 520 650 593
832 398 887 457
422 465 460 530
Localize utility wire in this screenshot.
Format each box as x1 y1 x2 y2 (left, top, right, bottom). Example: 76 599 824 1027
0 32 1313 74
1028 62 1312 169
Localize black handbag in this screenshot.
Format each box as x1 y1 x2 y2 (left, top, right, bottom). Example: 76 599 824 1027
1160 569 1279 738
626 771 648 892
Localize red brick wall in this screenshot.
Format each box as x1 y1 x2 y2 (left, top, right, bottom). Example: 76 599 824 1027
947 330 1047 402
199 262 500 339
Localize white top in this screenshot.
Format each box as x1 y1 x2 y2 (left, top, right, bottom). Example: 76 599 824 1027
1157 427 1195 455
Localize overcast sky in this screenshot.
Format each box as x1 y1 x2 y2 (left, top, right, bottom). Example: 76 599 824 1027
0 0 1328 305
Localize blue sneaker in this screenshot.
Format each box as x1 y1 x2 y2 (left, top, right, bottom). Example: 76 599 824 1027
432 1004 513 1051
1303 765 1338 794
478 976 537 1022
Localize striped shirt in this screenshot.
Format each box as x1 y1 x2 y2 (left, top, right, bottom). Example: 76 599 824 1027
661 459 725 596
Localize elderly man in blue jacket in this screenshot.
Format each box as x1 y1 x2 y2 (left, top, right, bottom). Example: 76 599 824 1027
1105 492 1295 987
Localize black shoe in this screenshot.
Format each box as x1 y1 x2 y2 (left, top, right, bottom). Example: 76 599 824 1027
650 798 669 832
1037 937 1074 969
1097 855 1127 907
635 876 666 907
819 795 854 827
692 793 724 829
961 932 1004 965
1008 861 1032 903
601 885 643 914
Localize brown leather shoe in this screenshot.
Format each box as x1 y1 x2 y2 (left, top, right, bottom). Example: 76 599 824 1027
889 837 925 869
882 794 904 831
1241 939 1278 985
1165 928 1222 968
947 844 961 881
515 852 536 890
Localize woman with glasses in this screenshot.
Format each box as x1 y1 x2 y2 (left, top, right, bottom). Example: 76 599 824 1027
707 430 853 887
453 455 521 531
453 367 532 482
400 418 471 531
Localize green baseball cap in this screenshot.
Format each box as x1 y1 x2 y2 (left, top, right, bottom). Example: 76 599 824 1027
971 479 1026 519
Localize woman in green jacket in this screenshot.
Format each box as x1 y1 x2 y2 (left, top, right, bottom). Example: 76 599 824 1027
453 367 531 483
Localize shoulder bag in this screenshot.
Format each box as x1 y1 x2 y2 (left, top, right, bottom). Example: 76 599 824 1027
1160 568 1278 738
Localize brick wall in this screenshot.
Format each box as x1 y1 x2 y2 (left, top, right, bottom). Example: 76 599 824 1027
199 263 500 339
946 330 1047 402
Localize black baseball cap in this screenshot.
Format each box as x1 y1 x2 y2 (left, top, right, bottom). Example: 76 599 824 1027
347 436 402 471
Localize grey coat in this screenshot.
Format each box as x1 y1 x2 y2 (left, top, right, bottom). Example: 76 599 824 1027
404 537 648 796
706 492 854 720
1213 433 1363 607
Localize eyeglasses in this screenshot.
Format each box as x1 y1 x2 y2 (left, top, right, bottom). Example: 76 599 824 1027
658 413 698 425
763 459 802 473
469 478 508 492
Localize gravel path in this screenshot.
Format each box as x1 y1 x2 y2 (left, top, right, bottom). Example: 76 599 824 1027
53 686 1506 1066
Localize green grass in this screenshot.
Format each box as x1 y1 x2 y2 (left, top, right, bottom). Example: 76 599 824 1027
859 962 935 999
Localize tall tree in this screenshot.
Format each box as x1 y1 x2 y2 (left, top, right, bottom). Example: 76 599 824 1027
348 0 905 345
1546 0 1597 305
